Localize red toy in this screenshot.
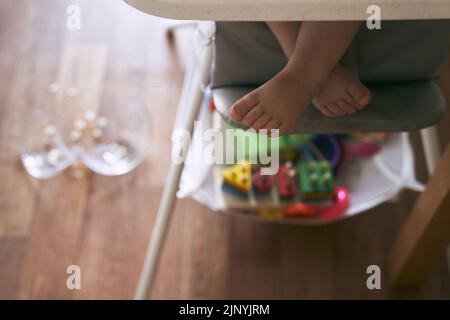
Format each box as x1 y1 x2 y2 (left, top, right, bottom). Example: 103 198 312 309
208 98 216 112
277 162 297 200
252 169 273 194
283 203 318 217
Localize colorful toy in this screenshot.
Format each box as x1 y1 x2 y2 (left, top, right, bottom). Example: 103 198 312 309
222 160 252 198
298 160 334 201
312 135 343 170
277 161 297 200
232 131 313 166
252 169 273 195
219 131 351 222
278 134 311 161
282 203 319 217
345 132 388 157
316 186 350 220
259 208 283 220
346 143 380 156
208 97 216 112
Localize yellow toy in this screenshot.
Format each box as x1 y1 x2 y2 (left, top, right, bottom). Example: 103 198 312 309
259 208 283 221
222 160 252 198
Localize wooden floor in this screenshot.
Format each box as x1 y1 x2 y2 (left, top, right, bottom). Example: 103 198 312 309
1 0 450 300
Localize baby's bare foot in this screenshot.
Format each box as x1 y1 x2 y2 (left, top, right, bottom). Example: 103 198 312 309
229 67 321 135
312 64 371 117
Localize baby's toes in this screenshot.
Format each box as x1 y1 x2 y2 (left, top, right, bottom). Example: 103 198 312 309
347 82 371 109
263 118 282 135
343 91 360 109
338 100 358 114
314 101 336 118
327 103 347 117
240 105 264 127
230 92 259 121
251 113 272 131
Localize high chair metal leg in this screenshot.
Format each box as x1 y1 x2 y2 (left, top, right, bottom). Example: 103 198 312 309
134 37 213 300
420 126 441 176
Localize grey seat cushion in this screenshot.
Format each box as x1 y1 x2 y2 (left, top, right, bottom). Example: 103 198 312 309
211 21 450 133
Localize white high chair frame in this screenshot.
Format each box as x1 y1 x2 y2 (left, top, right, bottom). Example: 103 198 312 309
124 0 450 299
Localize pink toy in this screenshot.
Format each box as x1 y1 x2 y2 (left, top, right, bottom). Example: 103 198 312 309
317 186 350 220
346 143 380 156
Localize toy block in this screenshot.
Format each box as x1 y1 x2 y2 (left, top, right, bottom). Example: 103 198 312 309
222 160 252 198
298 160 334 201
221 182 249 199
283 203 319 217
277 161 297 200
259 208 283 221
277 134 311 162
252 169 273 195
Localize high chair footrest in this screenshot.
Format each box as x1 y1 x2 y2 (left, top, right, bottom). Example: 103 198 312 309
212 80 446 134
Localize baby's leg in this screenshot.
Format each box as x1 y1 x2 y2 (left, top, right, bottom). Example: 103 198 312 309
229 21 369 134
268 21 371 117
266 22 301 57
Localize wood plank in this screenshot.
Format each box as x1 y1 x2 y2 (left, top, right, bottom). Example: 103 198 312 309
0 0 64 237
16 44 107 299
69 6 182 298
388 144 450 287
71 174 160 299
329 211 385 299
0 238 27 299
149 201 232 299
0 1 26 118
279 224 334 299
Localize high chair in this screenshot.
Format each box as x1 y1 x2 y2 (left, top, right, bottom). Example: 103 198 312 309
124 0 450 299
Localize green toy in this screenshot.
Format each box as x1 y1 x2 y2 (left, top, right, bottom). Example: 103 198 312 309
278 134 312 161
233 129 311 163
298 160 334 201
